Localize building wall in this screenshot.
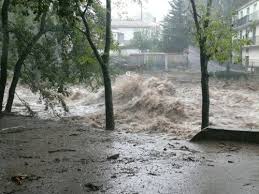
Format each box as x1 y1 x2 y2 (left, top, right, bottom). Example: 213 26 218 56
112 26 157 47
247 47 259 66
236 1 259 70
238 0 259 19
111 49 141 56
114 28 138 41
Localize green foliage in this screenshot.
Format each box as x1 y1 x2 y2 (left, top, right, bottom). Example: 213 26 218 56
194 4 249 65
0 0 113 114
6 0 106 88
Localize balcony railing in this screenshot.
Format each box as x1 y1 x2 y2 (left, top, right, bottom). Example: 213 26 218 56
233 11 259 28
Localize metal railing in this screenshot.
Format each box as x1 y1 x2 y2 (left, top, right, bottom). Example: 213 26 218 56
241 59 259 67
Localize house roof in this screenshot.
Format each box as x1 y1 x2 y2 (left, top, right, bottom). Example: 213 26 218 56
111 20 159 29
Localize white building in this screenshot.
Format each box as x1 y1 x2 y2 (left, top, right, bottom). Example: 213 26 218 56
233 0 259 72
111 20 159 56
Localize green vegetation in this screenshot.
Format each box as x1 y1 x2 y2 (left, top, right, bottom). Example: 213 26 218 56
161 0 190 52
0 0 115 130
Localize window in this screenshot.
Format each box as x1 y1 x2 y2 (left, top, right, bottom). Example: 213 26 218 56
118 33 124 44
247 7 250 15
240 10 243 18
254 3 257 11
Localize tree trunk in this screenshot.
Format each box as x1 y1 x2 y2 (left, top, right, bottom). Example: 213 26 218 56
5 58 24 112
200 48 210 129
102 0 114 130
79 0 115 130
0 0 10 113
190 0 212 130
5 32 44 112
101 65 115 130
5 12 46 112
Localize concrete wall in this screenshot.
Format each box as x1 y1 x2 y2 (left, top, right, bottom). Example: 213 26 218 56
127 53 188 71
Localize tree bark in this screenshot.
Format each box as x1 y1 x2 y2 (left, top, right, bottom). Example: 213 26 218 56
79 0 115 130
102 0 115 130
5 13 47 112
200 47 210 129
101 65 115 130
0 0 10 113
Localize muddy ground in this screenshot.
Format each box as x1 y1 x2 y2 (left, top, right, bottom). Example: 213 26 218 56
1 115 259 194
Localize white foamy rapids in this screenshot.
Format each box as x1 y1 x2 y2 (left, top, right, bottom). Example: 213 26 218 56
6 85 104 119
7 73 259 139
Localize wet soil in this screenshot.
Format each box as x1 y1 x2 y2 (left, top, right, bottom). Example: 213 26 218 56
1 115 259 194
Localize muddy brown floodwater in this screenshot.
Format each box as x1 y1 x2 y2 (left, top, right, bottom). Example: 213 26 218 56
9 72 259 139
1 115 259 194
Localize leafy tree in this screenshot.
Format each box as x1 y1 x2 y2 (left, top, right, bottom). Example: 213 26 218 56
5 9 48 112
204 13 249 71
0 0 115 127
129 29 161 52
190 0 213 129
189 0 249 129
78 0 115 130
162 0 190 52
54 0 115 130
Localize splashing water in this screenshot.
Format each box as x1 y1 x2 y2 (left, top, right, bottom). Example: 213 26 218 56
8 73 259 139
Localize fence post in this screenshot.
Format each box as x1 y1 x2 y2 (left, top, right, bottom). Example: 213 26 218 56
165 54 168 71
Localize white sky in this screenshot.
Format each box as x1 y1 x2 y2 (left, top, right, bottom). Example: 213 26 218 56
111 0 170 21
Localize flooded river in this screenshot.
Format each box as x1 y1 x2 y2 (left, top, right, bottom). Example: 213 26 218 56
7 72 259 139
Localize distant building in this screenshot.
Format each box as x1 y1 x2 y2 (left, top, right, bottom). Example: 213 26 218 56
233 0 259 72
111 20 159 55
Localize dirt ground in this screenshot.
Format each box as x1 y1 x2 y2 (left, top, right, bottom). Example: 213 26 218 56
1 115 259 194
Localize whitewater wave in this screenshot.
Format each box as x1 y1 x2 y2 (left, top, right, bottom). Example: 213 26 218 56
8 72 259 139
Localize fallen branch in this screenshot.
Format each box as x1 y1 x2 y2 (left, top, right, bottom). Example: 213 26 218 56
15 92 37 117
48 149 76 154
0 126 35 134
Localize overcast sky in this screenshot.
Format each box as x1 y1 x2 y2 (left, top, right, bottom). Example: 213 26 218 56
111 0 170 21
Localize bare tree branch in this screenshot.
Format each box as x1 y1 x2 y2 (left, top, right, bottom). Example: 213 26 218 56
78 7 105 68
189 0 201 39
